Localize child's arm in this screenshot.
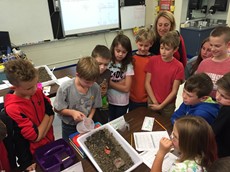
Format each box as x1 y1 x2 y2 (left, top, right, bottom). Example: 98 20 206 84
151 137 173 172
87 108 96 119
55 108 85 121
145 72 159 104
109 75 132 93
149 80 181 111
35 115 53 141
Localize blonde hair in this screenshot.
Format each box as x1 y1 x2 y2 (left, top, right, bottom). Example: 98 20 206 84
135 28 155 44
77 56 100 81
153 11 176 39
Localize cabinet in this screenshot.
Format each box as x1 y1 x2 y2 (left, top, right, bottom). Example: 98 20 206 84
180 27 214 58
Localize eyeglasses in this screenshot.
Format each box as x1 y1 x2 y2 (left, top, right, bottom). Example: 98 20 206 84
170 132 178 141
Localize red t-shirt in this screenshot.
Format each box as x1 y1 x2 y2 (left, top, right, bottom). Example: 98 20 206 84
145 55 184 103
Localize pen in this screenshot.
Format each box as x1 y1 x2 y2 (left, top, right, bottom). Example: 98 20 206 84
155 119 167 131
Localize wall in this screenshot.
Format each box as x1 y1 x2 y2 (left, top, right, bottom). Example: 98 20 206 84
19 0 230 68
20 30 137 68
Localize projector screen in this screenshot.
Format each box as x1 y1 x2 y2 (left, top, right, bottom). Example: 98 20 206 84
59 0 120 36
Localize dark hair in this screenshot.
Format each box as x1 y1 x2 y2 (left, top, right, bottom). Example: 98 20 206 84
76 56 100 81
160 30 180 50
91 45 112 60
190 37 210 75
210 26 230 43
110 34 132 72
4 59 38 86
184 73 213 98
207 156 230 172
216 72 230 97
175 116 217 169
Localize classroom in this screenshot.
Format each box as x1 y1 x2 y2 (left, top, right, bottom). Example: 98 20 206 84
1 0 230 171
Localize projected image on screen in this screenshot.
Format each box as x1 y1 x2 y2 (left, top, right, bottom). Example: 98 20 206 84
59 0 119 36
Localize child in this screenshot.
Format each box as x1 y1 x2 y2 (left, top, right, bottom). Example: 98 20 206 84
129 28 154 111
171 73 219 125
185 37 212 79
212 72 230 158
151 116 217 172
108 34 134 120
145 30 184 117
54 56 101 140
4 59 54 171
91 45 111 124
197 26 230 98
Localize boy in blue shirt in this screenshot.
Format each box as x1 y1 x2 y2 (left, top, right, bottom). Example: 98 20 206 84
171 73 219 125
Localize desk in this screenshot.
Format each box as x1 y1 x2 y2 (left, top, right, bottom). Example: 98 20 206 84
76 107 173 172
0 65 77 98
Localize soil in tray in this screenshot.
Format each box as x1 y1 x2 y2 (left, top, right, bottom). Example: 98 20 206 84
85 128 134 172
38 67 52 83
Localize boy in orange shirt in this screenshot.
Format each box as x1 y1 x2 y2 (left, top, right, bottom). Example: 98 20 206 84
129 28 154 111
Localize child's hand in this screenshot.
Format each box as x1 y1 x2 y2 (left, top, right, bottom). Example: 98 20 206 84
72 110 85 122
148 104 162 111
158 137 173 155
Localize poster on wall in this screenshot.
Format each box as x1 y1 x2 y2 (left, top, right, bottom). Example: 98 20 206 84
159 0 171 11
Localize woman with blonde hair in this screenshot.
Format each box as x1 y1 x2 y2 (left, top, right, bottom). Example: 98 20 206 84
150 11 187 68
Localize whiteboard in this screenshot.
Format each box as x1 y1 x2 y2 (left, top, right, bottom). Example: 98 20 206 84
120 5 146 30
0 0 53 46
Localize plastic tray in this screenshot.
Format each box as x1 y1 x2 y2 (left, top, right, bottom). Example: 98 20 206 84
78 124 142 172
35 65 57 87
35 139 76 172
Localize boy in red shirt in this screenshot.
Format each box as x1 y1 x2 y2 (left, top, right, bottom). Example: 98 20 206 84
145 30 184 117
4 59 55 171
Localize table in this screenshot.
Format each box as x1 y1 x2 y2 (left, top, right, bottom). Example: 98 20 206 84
0 65 77 98
76 107 173 172
1 65 173 171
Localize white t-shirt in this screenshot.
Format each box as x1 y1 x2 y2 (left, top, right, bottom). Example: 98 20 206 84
107 62 134 106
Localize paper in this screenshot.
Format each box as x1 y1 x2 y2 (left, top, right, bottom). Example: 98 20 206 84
109 116 127 130
0 96 3 104
61 161 84 172
56 76 72 86
140 150 177 171
0 83 9 90
133 131 169 151
141 116 154 131
43 86 51 96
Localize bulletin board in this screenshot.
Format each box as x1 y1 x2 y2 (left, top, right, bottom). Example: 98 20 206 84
120 5 146 30
0 0 54 46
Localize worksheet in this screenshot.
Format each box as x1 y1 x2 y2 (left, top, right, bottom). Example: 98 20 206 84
140 150 178 171
133 131 169 151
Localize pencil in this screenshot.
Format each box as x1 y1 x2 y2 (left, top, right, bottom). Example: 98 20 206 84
155 119 167 131
130 133 133 147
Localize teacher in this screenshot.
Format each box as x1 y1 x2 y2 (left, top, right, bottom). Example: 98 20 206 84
149 11 187 67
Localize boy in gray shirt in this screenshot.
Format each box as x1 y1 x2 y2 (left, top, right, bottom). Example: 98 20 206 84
54 56 102 140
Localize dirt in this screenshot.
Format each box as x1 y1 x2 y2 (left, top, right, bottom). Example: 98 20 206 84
85 128 134 172
38 67 52 82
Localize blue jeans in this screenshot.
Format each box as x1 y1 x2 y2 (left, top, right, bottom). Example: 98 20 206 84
62 121 77 141
128 100 148 112
109 104 128 121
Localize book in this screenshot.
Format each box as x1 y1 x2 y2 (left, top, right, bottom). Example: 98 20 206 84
69 122 102 158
